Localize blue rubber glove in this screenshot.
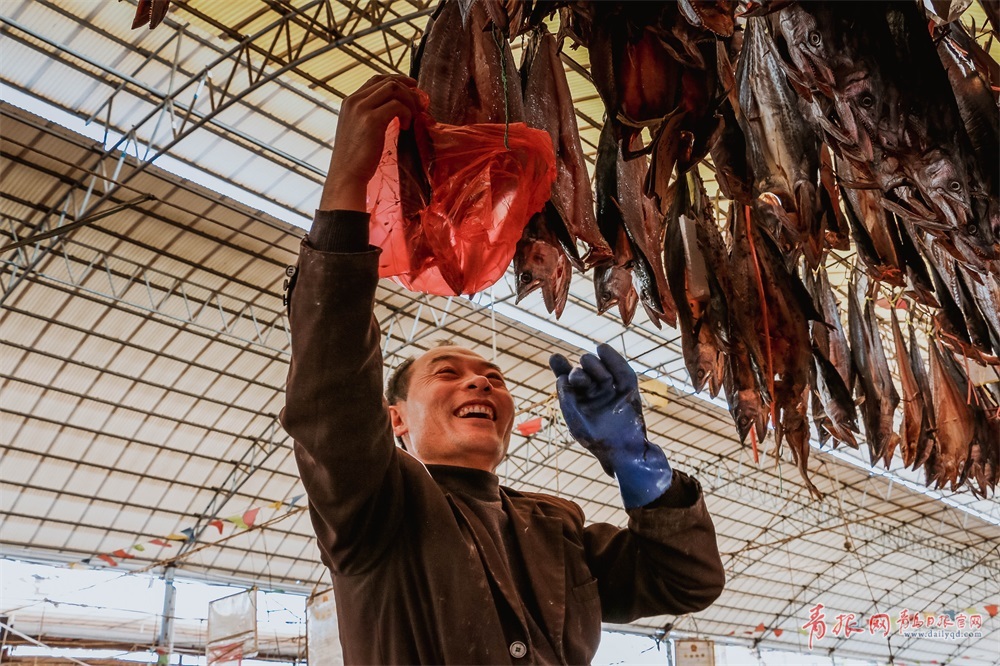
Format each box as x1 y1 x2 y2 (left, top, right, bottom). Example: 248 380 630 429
549 344 673 509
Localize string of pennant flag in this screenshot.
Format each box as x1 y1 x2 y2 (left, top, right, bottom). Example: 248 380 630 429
68 494 306 569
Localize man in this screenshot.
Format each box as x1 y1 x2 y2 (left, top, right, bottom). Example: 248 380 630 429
281 74 725 665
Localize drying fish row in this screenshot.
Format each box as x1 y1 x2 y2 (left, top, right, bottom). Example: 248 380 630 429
718 0 1000 497
409 0 999 496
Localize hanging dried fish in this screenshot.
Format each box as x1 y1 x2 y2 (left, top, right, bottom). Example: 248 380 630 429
594 122 640 325
736 17 826 267
847 269 901 465
938 24 1000 242
594 121 675 327
806 266 853 390
620 134 677 328
521 26 611 265
810 342 860 449
890 307 925 468
665 172 725 395
927 340 975 489
412 0 523 125
908 320 939 472
807 265 859 450
131 0 170 30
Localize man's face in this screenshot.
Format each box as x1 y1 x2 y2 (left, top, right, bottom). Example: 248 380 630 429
388 346 515 472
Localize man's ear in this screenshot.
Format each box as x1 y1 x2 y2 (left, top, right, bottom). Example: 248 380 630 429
388 403 408 439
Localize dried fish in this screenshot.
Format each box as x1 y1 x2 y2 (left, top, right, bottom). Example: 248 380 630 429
724 335 770 449
890 308 924 468
928 340 974 489
521 27 611 264
680 0 737 36
811 342 860 449
413 0 523 125
848 269 901 464
736 17 825 267
806 266 853 390
595 121 674 327
666 173 725 395
908 321 939 471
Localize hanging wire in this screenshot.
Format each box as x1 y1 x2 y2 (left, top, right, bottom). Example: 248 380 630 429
489 284 498 362
833 491 893 662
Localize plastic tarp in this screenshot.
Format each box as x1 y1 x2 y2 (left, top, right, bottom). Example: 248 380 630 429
206 589 258 665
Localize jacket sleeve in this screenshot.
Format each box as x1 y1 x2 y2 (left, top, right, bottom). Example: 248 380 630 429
583 471 726 623
279 220 406 576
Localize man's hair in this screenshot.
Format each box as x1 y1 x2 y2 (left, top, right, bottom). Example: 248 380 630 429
386 340 457 406
386 356 416 406
386 342 458 450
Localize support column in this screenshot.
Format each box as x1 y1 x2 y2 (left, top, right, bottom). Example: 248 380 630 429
156 564 177 666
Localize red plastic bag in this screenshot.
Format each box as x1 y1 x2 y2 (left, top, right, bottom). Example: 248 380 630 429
367 91 556 296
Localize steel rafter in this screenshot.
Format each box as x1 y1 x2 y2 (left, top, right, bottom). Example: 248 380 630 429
1 217 292 354
0 17 327 181
0 0 433 303
0 106 301 249
176 416 287 557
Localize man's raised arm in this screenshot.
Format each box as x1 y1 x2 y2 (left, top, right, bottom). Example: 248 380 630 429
280 76 422 575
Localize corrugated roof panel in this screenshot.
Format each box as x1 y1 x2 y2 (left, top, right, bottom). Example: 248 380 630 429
2 447 42 485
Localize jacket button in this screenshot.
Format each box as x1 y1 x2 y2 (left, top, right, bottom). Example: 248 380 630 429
285 265 297 278
509 641 527 658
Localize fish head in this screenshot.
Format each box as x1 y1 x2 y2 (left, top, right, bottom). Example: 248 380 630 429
683 322 723 394
593 262 626 308
908 150 993 250
618 282 639 326
631 259 665 320
682 342 714 394
979 195 1000 243
707 354 726 398
513 236 572 317
775 5 838 94
732 389 767 443
831 70 891 160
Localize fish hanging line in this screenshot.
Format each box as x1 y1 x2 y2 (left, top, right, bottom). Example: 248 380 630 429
493 27 510 150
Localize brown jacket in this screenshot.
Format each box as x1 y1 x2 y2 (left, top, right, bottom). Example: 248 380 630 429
281 240 725 665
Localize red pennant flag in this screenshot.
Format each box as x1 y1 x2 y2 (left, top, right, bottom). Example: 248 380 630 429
112 549 135 560
97 554 118 567
150 539 173 548
515 417 543 437
774 629 783 637
755 623 767 632
984 604 998 618
243 507 260 529
210 519 225 534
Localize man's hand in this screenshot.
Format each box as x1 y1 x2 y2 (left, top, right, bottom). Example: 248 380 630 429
549 344 673 509
320 75 424 212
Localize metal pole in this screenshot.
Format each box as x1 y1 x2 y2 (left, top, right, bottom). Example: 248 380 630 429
157 564 177 666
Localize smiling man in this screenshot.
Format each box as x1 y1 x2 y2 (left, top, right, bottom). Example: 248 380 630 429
281 75 725 665
386 347 515 472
